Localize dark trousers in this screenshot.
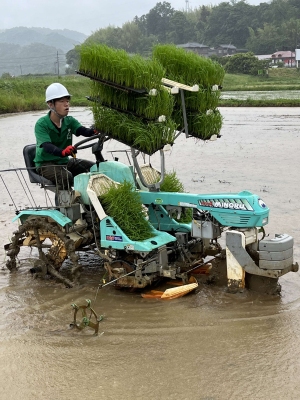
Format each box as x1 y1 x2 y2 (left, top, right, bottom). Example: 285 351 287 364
37 158 94 188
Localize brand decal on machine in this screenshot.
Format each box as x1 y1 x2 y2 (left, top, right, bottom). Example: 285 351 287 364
198 199 253 211
106 235 123 242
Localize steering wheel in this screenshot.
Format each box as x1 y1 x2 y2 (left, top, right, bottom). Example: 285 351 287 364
74 133 105 150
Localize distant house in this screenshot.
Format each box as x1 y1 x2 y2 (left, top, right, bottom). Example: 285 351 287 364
215 44 237 56
271 51 295 67
177 42 211 57
176 42 240 58
257 51 295 67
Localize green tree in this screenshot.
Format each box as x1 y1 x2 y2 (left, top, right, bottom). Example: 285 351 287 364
287 0 300 19
133 14 148 36
203 1 255 48
146 2 175 42
246 23 282 54
66 46 81 73
194 6 211 38
85 26 123 49
209 54 227 66
1 72 13 79
167 11 188 44
224 52 265 74
62 0 300 60
118 22 142 53
280 18 300 50
268 0 294 25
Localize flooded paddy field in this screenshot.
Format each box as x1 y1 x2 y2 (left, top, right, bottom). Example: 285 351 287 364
221 90 300 100
0 107 299 399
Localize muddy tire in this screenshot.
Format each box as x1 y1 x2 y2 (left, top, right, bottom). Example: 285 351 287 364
6 217 81 287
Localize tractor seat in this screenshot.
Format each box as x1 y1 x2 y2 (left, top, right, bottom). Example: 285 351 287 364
23 144 55 187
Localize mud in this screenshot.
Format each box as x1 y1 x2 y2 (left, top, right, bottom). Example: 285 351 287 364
0 107 300 399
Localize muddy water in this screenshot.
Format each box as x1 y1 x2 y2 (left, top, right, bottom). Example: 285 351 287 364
0 108 300 400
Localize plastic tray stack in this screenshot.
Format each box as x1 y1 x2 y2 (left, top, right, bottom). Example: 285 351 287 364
78 44 177 155
78 43 225 154
153 45 225 141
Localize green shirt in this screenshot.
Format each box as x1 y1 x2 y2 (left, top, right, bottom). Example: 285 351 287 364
34 111 82 167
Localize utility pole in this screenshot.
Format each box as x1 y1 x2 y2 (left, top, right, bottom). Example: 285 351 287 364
185 0 189 12
20 65 22 75
57 51 60 77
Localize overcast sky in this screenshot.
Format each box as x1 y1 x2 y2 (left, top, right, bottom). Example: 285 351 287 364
2 0 268 36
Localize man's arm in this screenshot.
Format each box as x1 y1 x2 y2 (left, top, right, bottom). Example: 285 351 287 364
41 142 63 156
41 142 76 157
76 126 98 137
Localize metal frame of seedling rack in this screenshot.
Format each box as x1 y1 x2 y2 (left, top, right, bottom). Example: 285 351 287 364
76 70 201 191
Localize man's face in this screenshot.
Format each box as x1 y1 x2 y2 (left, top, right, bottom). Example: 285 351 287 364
51 96 70 116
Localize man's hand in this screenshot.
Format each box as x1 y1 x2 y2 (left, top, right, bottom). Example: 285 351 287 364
93 129 99 135
90 124 99 135
61 145 77 157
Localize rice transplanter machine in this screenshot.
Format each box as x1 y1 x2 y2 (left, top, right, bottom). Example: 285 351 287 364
4 77 298 294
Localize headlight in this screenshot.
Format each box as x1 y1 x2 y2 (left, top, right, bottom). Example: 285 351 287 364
262 217 268 226
258 199 267 208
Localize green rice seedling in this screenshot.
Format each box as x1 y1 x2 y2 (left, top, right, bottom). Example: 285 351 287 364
80 43 165 89
171 108 222 140
152 44 224 139
100 181 154 241
135 89 174 119
160 171 192 223
184 88 221 113
153 44 225 87
93 105 178 154
170 88 221 127
160 170 184 192
187 109 223 140
91 81 130 110
142 120 177 152
91 80 174 119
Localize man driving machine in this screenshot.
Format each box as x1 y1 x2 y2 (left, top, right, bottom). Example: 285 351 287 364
34 82 100 187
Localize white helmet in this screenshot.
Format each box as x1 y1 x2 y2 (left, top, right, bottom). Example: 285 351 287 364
45 83 71 102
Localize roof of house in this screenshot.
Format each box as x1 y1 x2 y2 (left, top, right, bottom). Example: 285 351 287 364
256 54 272 60
177 42 210 49
271 51 295 58
217 44 237 49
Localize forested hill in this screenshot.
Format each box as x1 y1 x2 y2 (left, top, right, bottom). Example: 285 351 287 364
83 0 300 55
2 1 300 77
0 27 87 76
0 27 86 51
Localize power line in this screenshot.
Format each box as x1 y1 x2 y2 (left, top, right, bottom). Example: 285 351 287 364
0 55 67 75
0 59 65 66
0 53 66 62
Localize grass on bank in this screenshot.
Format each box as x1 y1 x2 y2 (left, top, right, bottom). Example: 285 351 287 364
0 75 91 114
224 68 300 91
1 68 300 114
